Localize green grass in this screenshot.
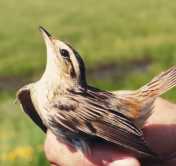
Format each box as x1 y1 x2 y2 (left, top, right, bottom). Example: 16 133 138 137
1 0 176 165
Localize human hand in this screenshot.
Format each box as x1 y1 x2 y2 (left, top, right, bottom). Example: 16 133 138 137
45 129 140 166
44 91 176 166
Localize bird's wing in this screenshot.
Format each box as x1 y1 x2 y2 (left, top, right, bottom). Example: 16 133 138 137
16 85 47 133
47 88 159 158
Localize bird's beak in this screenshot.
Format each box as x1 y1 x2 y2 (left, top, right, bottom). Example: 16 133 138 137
38 26 54 47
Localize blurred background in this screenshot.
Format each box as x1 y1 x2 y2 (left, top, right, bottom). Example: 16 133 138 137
1 0 176 165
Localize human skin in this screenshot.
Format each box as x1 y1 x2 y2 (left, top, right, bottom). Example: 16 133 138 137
44 91 176 166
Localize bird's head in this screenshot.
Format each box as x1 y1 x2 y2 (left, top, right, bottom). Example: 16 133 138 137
38 26 86 86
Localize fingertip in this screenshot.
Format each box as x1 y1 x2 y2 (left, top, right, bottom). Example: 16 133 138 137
89 143 141 166
109 157 140 166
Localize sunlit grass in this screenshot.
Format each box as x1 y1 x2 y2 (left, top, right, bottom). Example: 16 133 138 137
0 0 176 76
0 99 48 165
1 0 176 165
0 144 44 166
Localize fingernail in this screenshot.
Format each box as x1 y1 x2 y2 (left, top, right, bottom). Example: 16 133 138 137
109 158 138 166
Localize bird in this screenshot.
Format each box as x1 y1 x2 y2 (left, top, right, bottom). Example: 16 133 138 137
15 26 176 159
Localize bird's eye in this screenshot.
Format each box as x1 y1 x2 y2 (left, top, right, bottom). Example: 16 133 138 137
60 49 70 58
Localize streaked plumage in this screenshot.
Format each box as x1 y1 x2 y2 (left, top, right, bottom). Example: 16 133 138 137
15 26 176 159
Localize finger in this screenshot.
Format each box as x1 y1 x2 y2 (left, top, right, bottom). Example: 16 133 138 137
142 97 176 156
90 143 140 166
45 130 140 166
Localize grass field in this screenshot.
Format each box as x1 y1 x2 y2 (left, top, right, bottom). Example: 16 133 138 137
1 0 176 165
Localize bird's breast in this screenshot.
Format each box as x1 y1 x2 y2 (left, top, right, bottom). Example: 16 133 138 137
30 82 52 124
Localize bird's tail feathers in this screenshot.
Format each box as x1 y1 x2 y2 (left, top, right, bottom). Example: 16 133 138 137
119 65 176 128
137 65 176 97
